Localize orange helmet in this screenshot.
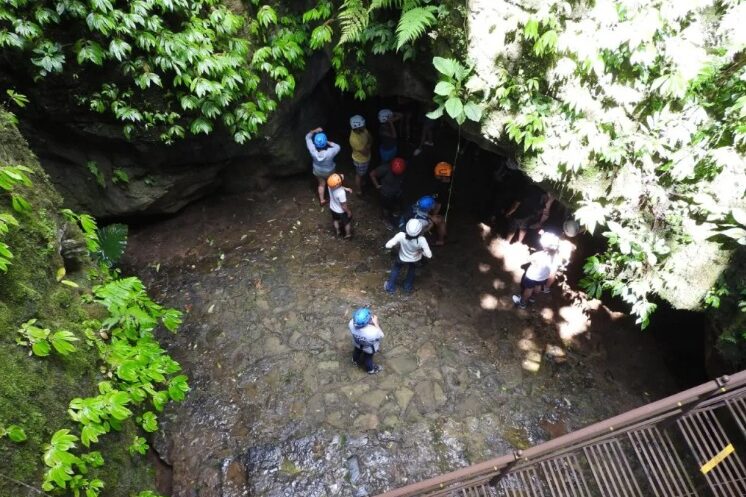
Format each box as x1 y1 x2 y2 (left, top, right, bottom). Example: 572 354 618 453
327 173 343 188
434 161 453 177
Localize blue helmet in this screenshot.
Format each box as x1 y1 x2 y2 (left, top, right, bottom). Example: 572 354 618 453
353 307 372 328
313 132 328 149
416 195 435 212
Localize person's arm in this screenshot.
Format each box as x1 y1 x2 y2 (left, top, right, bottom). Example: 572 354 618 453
371 314 380 327
505 200 520 217
328 141 341 158
305 131 316 154
385 233 403 249
386 121 397 139
536 195 554 226
340 201 352 217
419 237 433 259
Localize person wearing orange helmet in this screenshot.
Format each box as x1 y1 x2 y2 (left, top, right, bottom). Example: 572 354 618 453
428 161 453 246
327 173 353 239
370 157 406 229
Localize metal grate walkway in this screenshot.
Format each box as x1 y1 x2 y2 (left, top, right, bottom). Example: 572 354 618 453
376 371 746 497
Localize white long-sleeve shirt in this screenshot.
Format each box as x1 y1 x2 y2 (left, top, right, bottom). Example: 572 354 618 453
305 131 340 176
385 233 432 262
348 319 384 354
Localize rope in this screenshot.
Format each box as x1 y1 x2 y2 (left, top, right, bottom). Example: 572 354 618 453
443 125 461 225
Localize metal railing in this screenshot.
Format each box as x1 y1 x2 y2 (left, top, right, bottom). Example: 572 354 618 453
375 370 746 497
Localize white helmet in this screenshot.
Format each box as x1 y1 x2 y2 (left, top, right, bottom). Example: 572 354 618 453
406 219 423 237
350 115 365 129
563 219 580 238
378 108 393 123
540 231 560 250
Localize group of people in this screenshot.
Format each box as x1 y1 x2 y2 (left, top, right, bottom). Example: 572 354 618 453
304 109 579 375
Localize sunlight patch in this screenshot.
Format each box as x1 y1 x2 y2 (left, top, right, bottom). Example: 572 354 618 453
480 293 499 310
558 304 590 341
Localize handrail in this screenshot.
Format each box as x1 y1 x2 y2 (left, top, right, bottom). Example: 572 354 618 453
375 370 746 497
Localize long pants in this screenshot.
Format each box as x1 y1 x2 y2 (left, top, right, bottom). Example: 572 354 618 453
387 258 416 292
353 347 376 371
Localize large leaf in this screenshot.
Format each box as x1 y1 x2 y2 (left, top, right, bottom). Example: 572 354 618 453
433 56 458 78
32 340 51 357
463 101 483 122
395 6 437 51
51 330 79 355
96 223 128 267
444 97 464 119
433 81 455 96
6 424 27 442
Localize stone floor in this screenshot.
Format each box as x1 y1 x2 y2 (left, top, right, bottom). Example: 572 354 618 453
125 178 679 496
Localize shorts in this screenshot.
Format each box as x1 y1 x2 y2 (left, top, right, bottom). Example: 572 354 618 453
521 273 547 290
331 210 351 225
313 167 335 179
510 216 535 231
353 160 370 176
380 146 397 163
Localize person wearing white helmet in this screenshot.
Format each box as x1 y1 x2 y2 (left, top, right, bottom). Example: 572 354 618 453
349 114 372 196
383 218 432 294
512 231 562 309
378 108 401 164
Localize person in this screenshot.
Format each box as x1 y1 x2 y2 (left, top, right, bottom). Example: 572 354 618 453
370 157 406 228
349 307 384 374
413 113 437 156
384 218 433 294
431 162 453 245
349 115 372 196
327 173 353 239
378 108 401 163
512 231 562 309
401 195 446 246
305 127 341 205
504 186 554 244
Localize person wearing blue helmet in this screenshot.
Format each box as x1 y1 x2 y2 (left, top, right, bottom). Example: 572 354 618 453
348 307 384 374
305 126 341 206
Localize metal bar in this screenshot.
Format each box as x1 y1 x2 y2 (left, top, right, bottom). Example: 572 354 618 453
610 438 643 497
725 398 746 438
629 429 667 497
678 411 736 497
540 459 565 497
698 409 739 497
584 444 614 497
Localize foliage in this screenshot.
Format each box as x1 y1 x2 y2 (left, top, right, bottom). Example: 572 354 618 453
111 168 129 185
96 223 128 267
0 163 33 272
428 56 483 125
0 1 333 144
16 318 79 357
86 161 106 189
0 424 27 442
472 0 746 329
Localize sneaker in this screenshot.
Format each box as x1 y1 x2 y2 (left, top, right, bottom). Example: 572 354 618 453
413 147 422 156
424 140 434 146
384 281 395 294
541 286 551 294
368 365 383 374
403 286 414 294
512 295 527 309
528 297 536 304
352 357 359 366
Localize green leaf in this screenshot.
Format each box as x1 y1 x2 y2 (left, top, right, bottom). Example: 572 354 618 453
80 423 107 447
433 57 458 78
141 411 158 432
426 107 444 120
257 5 278 27
7 424 27 442
32 340 51 357
433 81 455 96
51 330 78 355
61 279 80 288
444 97 464 119
524 19 539 40
463 101 483 122
395 6 437 51
190 118 213 135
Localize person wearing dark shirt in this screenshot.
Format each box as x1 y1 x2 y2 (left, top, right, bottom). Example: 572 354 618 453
429 161 453 245
505 186 553 244
370 157 406 228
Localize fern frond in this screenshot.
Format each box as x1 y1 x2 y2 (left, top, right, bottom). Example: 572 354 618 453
370 0 405 10
338 0 370 44
395 6 436 50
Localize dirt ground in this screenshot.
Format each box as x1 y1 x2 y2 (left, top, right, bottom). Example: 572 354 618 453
123 150 681 496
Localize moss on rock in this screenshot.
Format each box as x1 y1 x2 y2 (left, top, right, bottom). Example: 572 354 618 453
0 113 153 497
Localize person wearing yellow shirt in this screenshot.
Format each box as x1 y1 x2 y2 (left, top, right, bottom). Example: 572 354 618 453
349 114 372 196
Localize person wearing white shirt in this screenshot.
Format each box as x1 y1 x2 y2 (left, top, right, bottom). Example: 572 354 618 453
349 307 384 374
512 232 562 309
327 173 353 238
383 219 432 294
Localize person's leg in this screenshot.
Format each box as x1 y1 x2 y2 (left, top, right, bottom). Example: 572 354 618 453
364 351 379 373
353 347 362 365
333 219 341 236
522 286 534 303
543 274 556 293
355 174 363 195
385 259 402 293
343 217 353 239
516 227 528 243
432 215 446 245
403 262 417 293
317 176 327 204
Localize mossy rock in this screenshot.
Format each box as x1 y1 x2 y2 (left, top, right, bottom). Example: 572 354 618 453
0 113 154 497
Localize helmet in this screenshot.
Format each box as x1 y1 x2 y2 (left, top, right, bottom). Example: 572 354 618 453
350 115 366 129
406 219 423 237
434 161 453 178
540 231 560 250
378 108 393 123
563 219 580 238
416 195 435 212
327 173 343 189
353 307 372 328
313 132 328 149
390 157 406 175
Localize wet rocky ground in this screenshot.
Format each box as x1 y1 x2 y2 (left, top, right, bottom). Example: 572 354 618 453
124 176 679 497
